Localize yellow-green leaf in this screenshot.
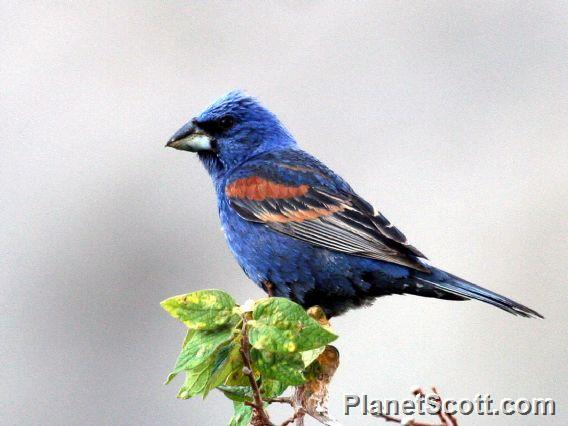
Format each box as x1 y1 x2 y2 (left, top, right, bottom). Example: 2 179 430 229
218 385 253 403
229 401 253 426
301 346 326 367
251 348 305 386
260 379 288 399
165 327 234 384
176 360 214 399
249 298 337 353
202 341 242 397
160 289 239 330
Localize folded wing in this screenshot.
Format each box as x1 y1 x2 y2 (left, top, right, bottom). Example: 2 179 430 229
226 173 429 272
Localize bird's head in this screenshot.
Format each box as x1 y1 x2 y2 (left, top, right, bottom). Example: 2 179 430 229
166 91 295 177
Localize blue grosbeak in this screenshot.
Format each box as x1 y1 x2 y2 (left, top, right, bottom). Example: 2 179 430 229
167 91 542 318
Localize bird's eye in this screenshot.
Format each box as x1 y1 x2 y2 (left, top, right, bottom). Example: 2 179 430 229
219 116 235 130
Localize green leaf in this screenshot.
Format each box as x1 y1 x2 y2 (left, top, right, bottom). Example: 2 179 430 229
218 385 253 403
249 298 337 353
229 401 253 426
251 348 305 386
202 341 242 397
175 341 237 399
181 329 197 349
166 327 234 384
176 359 214 399
260 379 288 399
224 367 251 387
160 289 239 330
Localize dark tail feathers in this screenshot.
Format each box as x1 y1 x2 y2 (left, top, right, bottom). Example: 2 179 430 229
416 270 543 319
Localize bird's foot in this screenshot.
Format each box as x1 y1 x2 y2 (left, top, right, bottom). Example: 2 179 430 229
262 280 275 297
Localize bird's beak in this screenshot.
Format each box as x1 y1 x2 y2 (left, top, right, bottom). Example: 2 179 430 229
166 120 213 152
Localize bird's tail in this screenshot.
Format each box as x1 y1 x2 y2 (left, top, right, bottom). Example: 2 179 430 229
415 268 543 318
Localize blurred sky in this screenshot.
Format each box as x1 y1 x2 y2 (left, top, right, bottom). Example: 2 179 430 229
1 1 567 425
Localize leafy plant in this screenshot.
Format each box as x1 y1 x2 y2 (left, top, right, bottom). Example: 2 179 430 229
161 289 337 425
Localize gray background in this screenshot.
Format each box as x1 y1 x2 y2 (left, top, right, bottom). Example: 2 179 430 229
1 1 567 425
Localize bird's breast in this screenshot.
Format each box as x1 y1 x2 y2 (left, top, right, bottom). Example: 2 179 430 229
217 197 315 282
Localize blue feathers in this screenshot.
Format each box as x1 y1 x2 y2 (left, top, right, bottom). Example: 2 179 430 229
168 91 542 318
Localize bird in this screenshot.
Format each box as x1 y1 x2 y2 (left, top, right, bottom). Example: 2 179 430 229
166 90 542 319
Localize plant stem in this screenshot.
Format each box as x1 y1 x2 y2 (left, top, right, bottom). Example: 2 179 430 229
240 317 273 426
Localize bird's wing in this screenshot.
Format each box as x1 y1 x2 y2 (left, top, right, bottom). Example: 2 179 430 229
225 158 429 272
